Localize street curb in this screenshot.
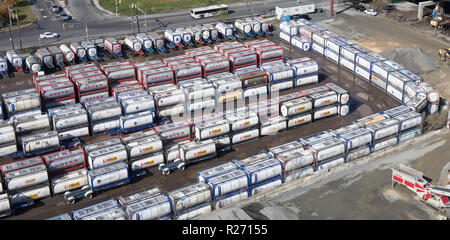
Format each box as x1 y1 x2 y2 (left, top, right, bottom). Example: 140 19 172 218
90 0 117 16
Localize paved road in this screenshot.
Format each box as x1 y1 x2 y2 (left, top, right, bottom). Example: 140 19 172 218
0 0 331 51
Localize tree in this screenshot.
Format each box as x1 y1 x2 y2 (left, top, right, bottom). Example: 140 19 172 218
370 0 386 12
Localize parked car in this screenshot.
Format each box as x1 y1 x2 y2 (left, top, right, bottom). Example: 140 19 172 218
50 5 62 13
40 32 59 39
384 5 396 11
59 11 72 21
354 5 366 12
292 14 311 20
360 0 372 3
364 9 378 16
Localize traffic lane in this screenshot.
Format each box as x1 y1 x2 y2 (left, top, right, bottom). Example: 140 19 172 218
31 0 61 21
67 0 113 22
4 44 399 220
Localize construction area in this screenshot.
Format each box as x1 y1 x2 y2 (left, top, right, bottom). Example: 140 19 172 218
0 0 449 221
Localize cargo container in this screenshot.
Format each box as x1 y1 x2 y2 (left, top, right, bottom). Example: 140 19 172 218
0 194 12 217
20 131 60 157
176 28 193 44
372 62 396 80
324 48 340 64
337 127 373 152
179 139 216 164
9 183 50 207
14 114 50 134
419 82 440 104
43 147 86 177
339 56 355 72
213 190 248 210
309 138 345 162
124 35 143 53
316 156 345 171
71 198 120 220
216 22 234 38
50 169 88 195
6 50 23 71
256 45 284 65
298 130 334 146
121 130 162 157
260 115 286 136
392 111 422 132
103 37 122 56
4 164 48 191
243 157 283 187
354 65 371 82
118 187 161 207
130 152 164 171
86 143 127 169
207 169 249 200
397 127 421 143
154 121 191 143
372 136 398 152
36 48 54 68
164 29 182 45
339 46 360 63
274 147 314 176
69 42 87 61
381 105 413 119
25 55 41 73
47 213 73 220
86 162 130 191
311 42 325 56
280 97 312 117
124 193 172 220
398 69 423 83
366 119 400 141
48 46 65 66
119 111 154 133
235 68 267 89
355 53 379 71
147 32 165 50
2 90 40 116
194 119 230 141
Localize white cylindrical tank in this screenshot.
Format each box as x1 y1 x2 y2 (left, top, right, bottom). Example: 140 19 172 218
207 169 249 200
50 169 88 194
59 44 75 62
0 54 8 72
25 55 41 73
136 33 153 49
70 42 87 58
124 35 143 52
216 22 234 37
86 162 129 189
280 97 312 117
80 41 97 57
164 29 182 44
6 50 23 68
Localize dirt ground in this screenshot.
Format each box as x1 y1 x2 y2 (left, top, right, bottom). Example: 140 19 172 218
1 32 400 219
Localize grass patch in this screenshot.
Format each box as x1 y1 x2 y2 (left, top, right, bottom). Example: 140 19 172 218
424 109 448 132
99 0 241 15
0 0 36 31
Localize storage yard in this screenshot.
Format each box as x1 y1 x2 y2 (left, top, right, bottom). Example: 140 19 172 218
0 11 448 220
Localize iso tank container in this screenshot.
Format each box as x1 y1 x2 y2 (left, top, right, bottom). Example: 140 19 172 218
268 141 304 157
103 65 136 83
6 50 23 69
354 65 371 82
172 63 202 82
69 42 87 59
254 17 269 32
118 187 161 207
275 148 315 175
339 56 355 72
381 105 413 119
75 75 109 95
83 138 123 157
324 48 340 64
80 41 97 58
213 190 248 210
263 65 294 83
0 121 16 145
260 116 286 136
122 131 162 158
316 157 345 171
47 46 64 65
86 144 127 169
399 69 423 83
382 59 405 71
355 53 379 71
20 131 60 156
59 44 75 62
354 113 387 128
151 89 185 108
179 140 216 163
0 156 43 177
337 128 373 152
216 22 234 37
14 114 50 134
0 54 8 73
119 111 154 133
226 111 259 132
324 38 345 53
419 82 440 104
338 46 360 63
403 82 427 100
216 89 243 105
40 81 75 101
279 21 298 35
209 76 242 93
299 25 320 41
43 147 86 177
183 83 216 102
366 119 400 141
388 71 413 94
147 32 165 49
79 91 109 104
141 67 174 88
86 101 121 122
311 43 325 56
280 97 312 117
279 31 292 44
200 58 230 76
230 127 259 145
256 45 283 65
104 37 121 54
50 169 87 194
80 207 127 220
72 198 120 220
372 136 398 152
309 138 345 163
231 151 271 169
25 55 41 73
392 111 422 132
176 28 192 43
235 68 267 88
2 90 40 115
397 127 421 143
120 95 155 115
9 183 51 207
130 152 164 172
164 29 182 45
36 48 54 67
346 145 371 162
204 24 219 39
194 119 230 141
124 35 143 52
154 121 191 143
207 169 249 200
242 157 283 187
4 164 48 191
325 83 349 104
291 36 311 51
86 162 129 191
290 60 319 78
371 73 388 91
294 74 319 87
124 193 171 220
168 182 211 212
372 62 395 80
185 26 202 42
136 33 153 50
197 162 238 183
0 193 11 216
298 130 334 146
308 91 338 108
175 202 211 220
57 127 89 142
243 85 267 100
229 51 258 71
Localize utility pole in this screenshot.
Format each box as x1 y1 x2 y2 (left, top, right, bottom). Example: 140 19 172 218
116 0 119 16
131 2 135 35
7 6 15 50
136 4 147 33
135 2 140 34
14 6 22 50
330 0 334 17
